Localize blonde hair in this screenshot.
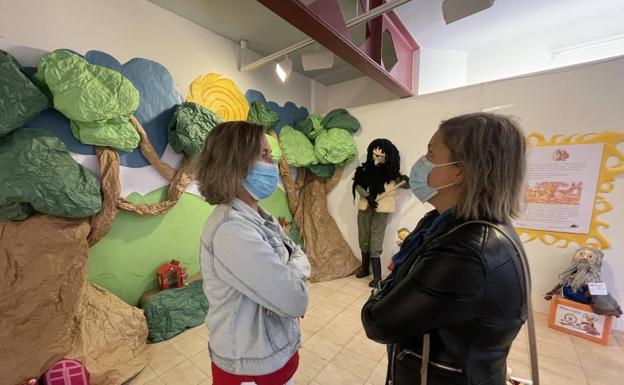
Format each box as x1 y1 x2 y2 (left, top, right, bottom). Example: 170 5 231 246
194 121 264 204
439 112 526 222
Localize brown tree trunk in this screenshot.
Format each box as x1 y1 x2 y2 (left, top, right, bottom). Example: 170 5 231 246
87 147 121 246
294 170 359 282
270 131 358 281
130 116 176 181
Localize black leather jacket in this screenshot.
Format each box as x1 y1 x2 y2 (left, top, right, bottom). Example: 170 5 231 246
362 211 527 385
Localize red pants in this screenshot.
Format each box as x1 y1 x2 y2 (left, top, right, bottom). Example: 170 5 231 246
211 352 299 385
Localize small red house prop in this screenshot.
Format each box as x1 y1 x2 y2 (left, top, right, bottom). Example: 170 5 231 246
156 259 186 290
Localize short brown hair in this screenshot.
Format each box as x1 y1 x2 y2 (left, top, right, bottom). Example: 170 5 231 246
439 112 526 222
194 121 264 204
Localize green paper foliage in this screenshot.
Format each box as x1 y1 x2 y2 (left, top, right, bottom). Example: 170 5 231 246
0 128 102 221
306 163 336 180
265 133 282 163
144 280 209 343
168 102 223 156
34 49 140 152
0 50 49 136
314 128 357 165
321 108 360 134
248 101 280 132
295 113 326 141
279 125 317 167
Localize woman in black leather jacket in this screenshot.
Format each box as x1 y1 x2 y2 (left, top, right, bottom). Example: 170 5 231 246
362 113 528 385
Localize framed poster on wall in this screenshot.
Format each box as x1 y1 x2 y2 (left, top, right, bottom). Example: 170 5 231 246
514 143 603 234
514 132 624 249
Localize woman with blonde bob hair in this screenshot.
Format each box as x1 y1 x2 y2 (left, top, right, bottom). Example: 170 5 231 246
195 121 310 385
362 113 530 385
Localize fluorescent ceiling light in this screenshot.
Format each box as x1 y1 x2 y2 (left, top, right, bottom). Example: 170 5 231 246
552 34 624 57
276 56 292 82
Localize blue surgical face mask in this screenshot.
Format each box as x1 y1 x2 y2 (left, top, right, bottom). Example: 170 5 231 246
409 156 461 203
243 161 279 200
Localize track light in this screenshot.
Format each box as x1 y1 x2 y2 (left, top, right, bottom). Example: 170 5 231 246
276 55 292 82
239 40 247 70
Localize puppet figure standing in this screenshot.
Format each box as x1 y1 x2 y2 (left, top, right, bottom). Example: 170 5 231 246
352 139 408 287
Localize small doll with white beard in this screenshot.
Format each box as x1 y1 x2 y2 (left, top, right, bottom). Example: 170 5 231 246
545 247 622 317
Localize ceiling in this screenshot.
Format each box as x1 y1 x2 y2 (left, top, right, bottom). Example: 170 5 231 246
396 0 624 51
148 0 373 85
148 0 624 86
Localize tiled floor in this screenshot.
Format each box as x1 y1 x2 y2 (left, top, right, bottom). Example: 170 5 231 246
126 275 624 385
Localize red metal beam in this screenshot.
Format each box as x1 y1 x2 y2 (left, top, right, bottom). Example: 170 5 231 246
257 0 415 98
362 0 383 65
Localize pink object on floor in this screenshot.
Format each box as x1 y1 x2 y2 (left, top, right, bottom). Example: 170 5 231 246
43 359 91 385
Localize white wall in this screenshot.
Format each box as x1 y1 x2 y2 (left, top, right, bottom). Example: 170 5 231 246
0 0 312 109
311 80 329 115
327 57 624 330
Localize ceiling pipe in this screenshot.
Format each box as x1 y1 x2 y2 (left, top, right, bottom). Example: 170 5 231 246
240 0 411 72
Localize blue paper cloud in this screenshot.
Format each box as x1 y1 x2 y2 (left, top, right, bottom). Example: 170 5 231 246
245 90 309 135
22 50 183 167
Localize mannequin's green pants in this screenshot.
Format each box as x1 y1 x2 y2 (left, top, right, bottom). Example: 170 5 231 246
357 207 389 257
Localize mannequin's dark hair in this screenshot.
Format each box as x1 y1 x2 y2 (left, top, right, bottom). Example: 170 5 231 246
352 139 402 200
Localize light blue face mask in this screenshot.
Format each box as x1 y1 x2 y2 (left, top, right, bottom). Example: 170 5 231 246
243 161 279 200
409 156 461 203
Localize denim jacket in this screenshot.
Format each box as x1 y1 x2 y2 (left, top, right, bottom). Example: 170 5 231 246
199 198 311 375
